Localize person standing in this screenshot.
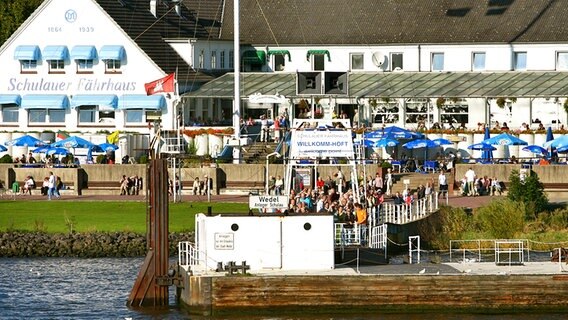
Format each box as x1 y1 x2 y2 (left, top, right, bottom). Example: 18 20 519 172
273 117 281 143
354 203 368 246
465 167 476 196
438 171 448 198
385 168 393 195
260 115 268 142
47 172 56 200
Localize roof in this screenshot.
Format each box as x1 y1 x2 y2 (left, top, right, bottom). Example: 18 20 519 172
220 0 568 45
184 73 296 98
96 0 225 88
184 71 568 98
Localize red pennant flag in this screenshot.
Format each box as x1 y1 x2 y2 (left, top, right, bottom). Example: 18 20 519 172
144 73 175 95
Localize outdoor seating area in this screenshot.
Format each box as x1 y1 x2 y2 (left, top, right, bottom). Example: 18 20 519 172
0 134 119 166
358 125 568 171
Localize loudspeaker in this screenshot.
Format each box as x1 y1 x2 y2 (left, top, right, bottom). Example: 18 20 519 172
324 72 348 95
297 72 322 95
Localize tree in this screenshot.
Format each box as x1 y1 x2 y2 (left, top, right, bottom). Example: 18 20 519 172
507 169 548 218
0 0 43 47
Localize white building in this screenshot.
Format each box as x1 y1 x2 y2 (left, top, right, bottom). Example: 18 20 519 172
3 0 568 160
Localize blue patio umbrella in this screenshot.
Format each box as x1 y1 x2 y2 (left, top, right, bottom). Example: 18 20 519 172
32 146 51 154
402 139 440 160
52 136 94 148
0 144 6 152
481 126 492 161
483 132 528 146
544 135 568 149
432 138 453 146
4 135 46 147
46 147 69 156
373 138 399 148
557 145 568 153
97 143 119 152
546 127 554 142
522 145 548 155
364 125 424 140
468 142 496 151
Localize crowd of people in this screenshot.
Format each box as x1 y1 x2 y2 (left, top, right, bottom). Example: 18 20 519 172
459 167 503 197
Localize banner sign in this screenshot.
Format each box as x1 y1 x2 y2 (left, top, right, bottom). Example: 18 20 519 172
290 130 354 158
249 195 288 210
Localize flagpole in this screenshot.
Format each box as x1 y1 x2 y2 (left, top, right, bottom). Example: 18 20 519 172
232 0 241 164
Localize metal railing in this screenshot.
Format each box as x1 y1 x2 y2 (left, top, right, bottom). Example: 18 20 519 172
334 223 361 246
380 193 439 224
449 239 531 263
178 241 199 269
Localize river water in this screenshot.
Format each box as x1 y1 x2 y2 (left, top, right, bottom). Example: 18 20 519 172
0 257 565 320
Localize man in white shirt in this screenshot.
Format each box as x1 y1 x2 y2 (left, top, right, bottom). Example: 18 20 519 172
464 167 476 196
260 115 268 142
438 171 448 198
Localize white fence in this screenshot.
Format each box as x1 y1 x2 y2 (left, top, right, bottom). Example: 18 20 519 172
379 193 439 224
178 241 200 269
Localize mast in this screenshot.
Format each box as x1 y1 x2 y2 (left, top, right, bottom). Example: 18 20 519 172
232 0 241 163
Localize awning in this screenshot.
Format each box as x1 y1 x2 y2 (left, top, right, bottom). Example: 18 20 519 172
242 50 266 64
71 94 118 109
119 94 166 110
43 45 69 60
307 50 331 62
70 45 97 60
267 50 291 61
21 94 70 109
0 94 22 105
13 45 41 60
99 45 126 61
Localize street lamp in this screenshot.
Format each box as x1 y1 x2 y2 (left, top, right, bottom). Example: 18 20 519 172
265 152 281 195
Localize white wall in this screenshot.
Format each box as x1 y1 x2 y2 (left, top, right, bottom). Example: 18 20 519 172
0 0 175 134
196 214 335 271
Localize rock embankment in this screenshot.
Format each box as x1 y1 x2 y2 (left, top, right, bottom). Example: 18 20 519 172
0 232 194 257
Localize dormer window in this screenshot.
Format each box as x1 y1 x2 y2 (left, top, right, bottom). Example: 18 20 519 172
99 45 126 73
43 46 69 74
71 45 97 73
14 45 41 74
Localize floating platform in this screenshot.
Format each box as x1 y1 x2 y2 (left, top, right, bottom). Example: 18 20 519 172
178 262 568 316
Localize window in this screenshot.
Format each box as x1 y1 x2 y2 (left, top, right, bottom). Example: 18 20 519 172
78 106 115 124
350 53 364 70
513 51 527 70
220 51 225 69
273 54 286 71
76 59 94 72
198 50 204 69
105 60 121 73
125 110 144 123
431 53 444 71
391 53 403 70
1 105 19 123
229 50 234 69
49 60 65 73
405 99 432 124
28 109 65 123
472 52 486 71
20 60 37 73
440 99 469 127
211 51 217 69
312 54 325 71
556 52 568 70
371 99 399 124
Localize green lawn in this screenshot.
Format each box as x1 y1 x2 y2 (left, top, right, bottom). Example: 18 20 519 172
0 201 249 233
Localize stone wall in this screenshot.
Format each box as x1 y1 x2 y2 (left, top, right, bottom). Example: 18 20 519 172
0 232 193 258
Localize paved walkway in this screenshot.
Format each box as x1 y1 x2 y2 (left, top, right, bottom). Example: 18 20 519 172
3 192 504 208
2 191 506 208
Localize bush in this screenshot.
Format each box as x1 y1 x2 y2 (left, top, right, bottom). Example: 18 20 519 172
507 169 548 218
0 154 13 163
418 205 471 250
473 198 525 239
138 155 148 164
536 208 568 231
